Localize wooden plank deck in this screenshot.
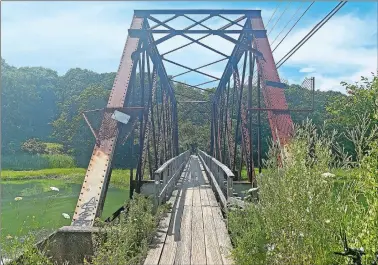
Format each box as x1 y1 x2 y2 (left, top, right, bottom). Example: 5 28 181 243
144 155 234 265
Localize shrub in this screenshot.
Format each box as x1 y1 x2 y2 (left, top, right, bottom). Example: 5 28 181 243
88 194 170 265
44 143 65 155
21 138 47 155
228 120 378 264
42 154 76 168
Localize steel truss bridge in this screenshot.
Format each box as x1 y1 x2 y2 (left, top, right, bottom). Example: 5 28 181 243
69 9 315 264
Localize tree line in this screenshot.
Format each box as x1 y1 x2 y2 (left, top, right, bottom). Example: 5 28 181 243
2 57 376 168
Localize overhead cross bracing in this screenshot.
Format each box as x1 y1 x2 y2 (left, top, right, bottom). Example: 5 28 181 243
71 9 295 227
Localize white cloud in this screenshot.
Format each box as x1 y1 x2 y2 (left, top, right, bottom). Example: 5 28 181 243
1 2 377 93
299 67 316 73
273 11 377 92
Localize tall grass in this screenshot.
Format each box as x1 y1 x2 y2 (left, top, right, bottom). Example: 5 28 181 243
88 194 170 265
1 154 76 171
228 120 378 264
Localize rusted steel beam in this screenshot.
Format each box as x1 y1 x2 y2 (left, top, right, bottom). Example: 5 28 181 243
161 15 246 56
135 9 261 16
248 108 313 112
249 15 294 144
172 58 227 79
71 15 144 227
82 113 98 139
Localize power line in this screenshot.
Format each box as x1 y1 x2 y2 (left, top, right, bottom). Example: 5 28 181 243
267 2 292 37
276 1 347 68
272 1 315 52
230 2 291 86
270 2 306 47
265 2 282 28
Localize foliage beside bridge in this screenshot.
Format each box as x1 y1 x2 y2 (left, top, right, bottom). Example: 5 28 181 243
228 75 378 264
1 57 360 170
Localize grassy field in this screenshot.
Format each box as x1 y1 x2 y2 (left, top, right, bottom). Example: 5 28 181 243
1 154 76 171
1 168 134 243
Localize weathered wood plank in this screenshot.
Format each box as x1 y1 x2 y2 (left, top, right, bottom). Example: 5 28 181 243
202 206 223 265
206 186 219 207
144 192 176 265
202 170 210 184
191 206 206 265
192 186 201 207
158 169 187 265
211 206 234 265
199 186 210 207
174 205 192 264
146 156 234 265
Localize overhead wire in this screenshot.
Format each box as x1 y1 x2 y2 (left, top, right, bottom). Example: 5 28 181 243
247 1 315 86
228 2 285 86
272 1 315 52
276 1 347 68
267 2 293 37
265 2 282 28
270 2 306 47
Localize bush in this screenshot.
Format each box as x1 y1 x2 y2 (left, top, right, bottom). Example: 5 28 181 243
42 154 75 168
228 120 378 264
44 143 65 155
88 194 170 265
21 138 47 154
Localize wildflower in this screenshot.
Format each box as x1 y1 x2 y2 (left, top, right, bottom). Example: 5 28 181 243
321 172 335 178
266 243 275 252
62 213 70 219
50 187 59 191
299 232 304 238
306 207 310 213
325 219 331 224
14 197 23 201
6 235 12 240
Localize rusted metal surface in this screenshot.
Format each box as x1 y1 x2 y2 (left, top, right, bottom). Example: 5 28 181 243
250 16 294 145
71 16 144 227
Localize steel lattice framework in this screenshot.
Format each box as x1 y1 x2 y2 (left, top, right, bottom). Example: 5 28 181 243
71 9 296 227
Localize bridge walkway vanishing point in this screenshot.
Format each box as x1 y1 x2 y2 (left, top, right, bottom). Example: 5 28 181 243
144 155 234 265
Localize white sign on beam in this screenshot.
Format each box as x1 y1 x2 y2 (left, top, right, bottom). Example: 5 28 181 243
111 110 131 125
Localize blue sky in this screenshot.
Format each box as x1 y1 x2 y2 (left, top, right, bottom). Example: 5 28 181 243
1 1 377 93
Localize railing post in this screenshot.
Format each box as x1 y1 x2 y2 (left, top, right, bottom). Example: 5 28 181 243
163 167 168 204
227 175 233 200
154 172 161 211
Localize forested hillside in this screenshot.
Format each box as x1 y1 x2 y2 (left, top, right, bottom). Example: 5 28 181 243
2 58 370 169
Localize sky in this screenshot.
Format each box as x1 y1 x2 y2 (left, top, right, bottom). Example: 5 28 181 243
1 1 377 93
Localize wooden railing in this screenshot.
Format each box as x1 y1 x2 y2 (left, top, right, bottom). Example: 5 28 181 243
198 149 234 208
154 150 190 207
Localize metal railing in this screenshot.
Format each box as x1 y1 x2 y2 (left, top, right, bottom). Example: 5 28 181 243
154 150 190 207
198 149 234 208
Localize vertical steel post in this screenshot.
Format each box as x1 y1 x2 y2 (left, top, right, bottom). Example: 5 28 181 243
136 48 146 193
248 48 255 182
232 52 247 177
147 58 158 170
223 81 231 164
210 102 215 155
257 73 262 174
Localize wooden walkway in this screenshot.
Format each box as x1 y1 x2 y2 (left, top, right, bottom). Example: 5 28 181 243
144 155 234 265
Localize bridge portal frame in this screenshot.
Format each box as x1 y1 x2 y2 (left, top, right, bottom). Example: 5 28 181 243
71 9 298 227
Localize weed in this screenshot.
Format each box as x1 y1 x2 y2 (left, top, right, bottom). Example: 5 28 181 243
228 120 378 264
87 194 170 265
